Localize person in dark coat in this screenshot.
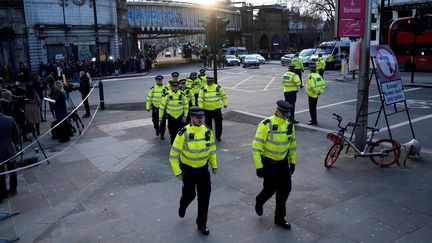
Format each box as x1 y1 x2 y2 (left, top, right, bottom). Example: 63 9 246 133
0 102 19 204
54 81 70 142
79 71 91 118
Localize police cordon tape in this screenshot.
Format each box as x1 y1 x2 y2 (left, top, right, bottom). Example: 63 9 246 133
0 85 98 170
0 104 100 176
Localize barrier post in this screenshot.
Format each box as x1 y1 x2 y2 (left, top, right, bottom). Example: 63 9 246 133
98 79 105 110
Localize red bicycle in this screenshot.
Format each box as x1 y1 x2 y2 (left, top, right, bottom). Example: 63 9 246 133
325 113 401 168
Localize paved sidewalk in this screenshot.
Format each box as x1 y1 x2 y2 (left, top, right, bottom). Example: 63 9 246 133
0 104 431 242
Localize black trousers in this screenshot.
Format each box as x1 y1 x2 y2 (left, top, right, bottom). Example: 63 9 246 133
0 160 17 200
81 92 90 115
284 91 297 119
179 163 211 228
294 69 302 85
194 93 199 106
152 106 166 137
308 96 318 123
204 108 223 139
167 114 184 145
256 156 292 221
318 69 325 78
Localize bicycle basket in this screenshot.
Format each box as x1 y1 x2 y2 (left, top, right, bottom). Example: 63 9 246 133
327 133 342 144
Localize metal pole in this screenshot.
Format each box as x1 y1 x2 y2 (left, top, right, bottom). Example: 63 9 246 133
379 0 385 44
410 14 418 83
213 15 218 84
92 0 101 77
355 0 373 150
62 0 67 56
98 79 105 110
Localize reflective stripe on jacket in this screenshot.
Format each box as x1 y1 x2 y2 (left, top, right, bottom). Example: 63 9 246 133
159 90 188 119
291 57 304 70
281 71 301 92
198 84 228 111
252 115 297 169
169 124 217 176
316 57 326 70
306 73 326 98
146 85 167 110
186 77 202 95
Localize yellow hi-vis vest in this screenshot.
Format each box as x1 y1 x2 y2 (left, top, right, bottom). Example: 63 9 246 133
291 57 304 70
281 71 301 92
306 73 326 98
169 124 217 176
186 77 202 95
198 84 228 111
181 88 195 106
316 57 326 70
199 75 207 87
252 115 297 169
146 84 167 110
159 90 188 119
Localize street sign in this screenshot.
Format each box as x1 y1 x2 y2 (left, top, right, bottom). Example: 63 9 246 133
380 79 406 105
339 0 366 19
338 19 364 37
372 45 400 81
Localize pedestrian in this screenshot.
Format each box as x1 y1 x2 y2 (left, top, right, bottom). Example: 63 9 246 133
179 79 194 107
306 66 326 125
282 64 302 124
169 106 217 235
198 77 227 141
0 101 19 204
25 85 42 136
291 53 304 88
166 71 180 90
252 100 297 230
316 53 326 78
78 71 91 118
159 80 188 144
53 81 70 142
146 75 168 140
198 69 207 86
186 72 202 106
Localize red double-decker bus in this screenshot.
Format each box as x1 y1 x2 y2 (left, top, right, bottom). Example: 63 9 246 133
388 14 432 71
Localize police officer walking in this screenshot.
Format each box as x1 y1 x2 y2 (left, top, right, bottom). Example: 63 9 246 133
316 54 326 78
198 77 228 141
282 64 302 124
306 67 326 125
146 75 168 139
291 53 304 88
169 106 217 235
159 80 188 144
252 100 297 230
186 72 202 106
198 69 207 86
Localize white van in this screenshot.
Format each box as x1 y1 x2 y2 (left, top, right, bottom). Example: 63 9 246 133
310 41 350 70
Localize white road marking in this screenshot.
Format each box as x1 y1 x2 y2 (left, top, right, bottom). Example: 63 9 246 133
264 77 276 90
294 87 423 114
379 113 432 133
232 76 255 89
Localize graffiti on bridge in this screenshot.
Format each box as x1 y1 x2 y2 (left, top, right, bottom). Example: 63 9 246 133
128 8 184 26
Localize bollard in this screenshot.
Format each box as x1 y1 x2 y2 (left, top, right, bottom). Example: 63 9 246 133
98 79 105 110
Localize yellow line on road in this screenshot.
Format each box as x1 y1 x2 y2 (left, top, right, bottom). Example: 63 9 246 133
264 77 276 91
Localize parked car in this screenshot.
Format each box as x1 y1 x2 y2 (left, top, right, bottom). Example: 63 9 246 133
281 54 295 66
299 48 316 67
165 51 171 58
243 55 260 68
310 40 350 69
224 55 241 66
251 54 266 64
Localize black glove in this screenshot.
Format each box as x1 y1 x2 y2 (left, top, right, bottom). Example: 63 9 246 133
289 164 295 175
256 168 264 178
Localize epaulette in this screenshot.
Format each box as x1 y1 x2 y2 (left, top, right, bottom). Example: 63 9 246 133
178 127 186 135
263 118 270 125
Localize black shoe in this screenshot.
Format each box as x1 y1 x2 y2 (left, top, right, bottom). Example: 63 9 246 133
290 119 299 124
275 219 291 230
178 206 186 218
156 131 160 136
82 114 90 118
160 136 165 140
216 137 221 142
197 226 210 235
8 190 17 196
307 121 318 125
255 201 263 216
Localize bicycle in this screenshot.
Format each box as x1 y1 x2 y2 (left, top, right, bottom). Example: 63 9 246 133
324 113 401 168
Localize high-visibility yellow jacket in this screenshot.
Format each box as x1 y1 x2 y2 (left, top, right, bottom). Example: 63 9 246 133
327 54 334 63
316 57 326 70
199 75 207 87
146 84 167 110
198 84 228 111
306 73 326 98
159 90 188 119
291 57 304 70
252 115 297 169
281 71 301 92
186 77 202 95
181 87 195 106
169 124 217 176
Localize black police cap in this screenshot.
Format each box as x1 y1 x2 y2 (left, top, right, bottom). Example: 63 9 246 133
276 100 293 118
189 106 205 117
171 72 180 77
199 69 206 73
179 79 186 84
206 77 215 82
155 75 163 80
190 72 197 76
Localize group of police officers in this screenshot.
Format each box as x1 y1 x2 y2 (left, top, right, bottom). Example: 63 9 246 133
146 61 325 235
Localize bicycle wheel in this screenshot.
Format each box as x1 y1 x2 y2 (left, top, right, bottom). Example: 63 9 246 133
369 139 401 167
324 144 342 168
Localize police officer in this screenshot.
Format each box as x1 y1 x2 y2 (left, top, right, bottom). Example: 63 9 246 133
198 77 228 141
252 100 297 230
166 71 180 90
186 72 202 106
281 64 302 124
179 79 195 107
146 75 168 139
169 106 217 235
316 53 326 78
306 66 326 125
159 80 188 144
198 69 207 86
291 53 304 88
